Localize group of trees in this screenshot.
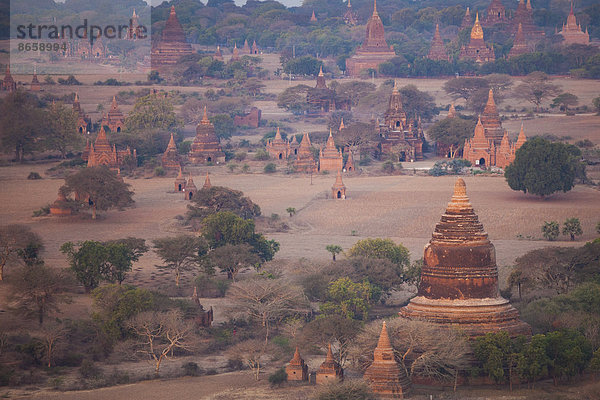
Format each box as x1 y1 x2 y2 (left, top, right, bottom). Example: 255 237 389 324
542 218 584 241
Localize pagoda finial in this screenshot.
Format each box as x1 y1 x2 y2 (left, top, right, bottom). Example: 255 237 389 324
373 0 378 16
466 6 470 16
326 343 334 362
74 92 79 102
112 95 118 109
203 172 211 189
167 132 176 149
339 118 345 130
570 0 574 15
318 65 324 77
392 79 399 93
453 177 467 198
201 106 209 124
376 321 392 350
275 126 282 140
170 5 176 14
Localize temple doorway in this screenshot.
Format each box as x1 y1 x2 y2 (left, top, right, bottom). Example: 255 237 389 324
116 127 121 132
479 157 486 166
178 184 182 191
337 191 342 199
189 192 193 200
207 157 212 162
279 153 282 159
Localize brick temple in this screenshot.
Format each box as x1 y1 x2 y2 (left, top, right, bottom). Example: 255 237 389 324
1 66 16 92
459 13 495 63
346 0 396 77
508 23 530 59
101 96 125 133
460 7 472 30
331 170 346 199
86 127 136 171
319 130 343 173
464 118 526 168
316 344 343 384
364 321 411 398
294 133 317 173
427 24 449 62
151 6 193 68
399 178 531 338
483 0 507 27
558 2 589 45
161 132 181 172
286 347 309 381
189 107 226 164
72 93 90 133
266 127 291 160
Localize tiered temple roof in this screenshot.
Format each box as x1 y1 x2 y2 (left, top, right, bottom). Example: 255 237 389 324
511 0 544 39
266 127 291 160
174 166 186 192
1 66 16 92
343 0 358 26
460 7 472 30
294 132 317 173
331 170 347 199
427 24 449 62
101 96 125 133
508 23 530 58
459 13 495 63
559 1 589 45
73 93 89 133
480 89 504 144
399 178 531 338
320 130 343 172
189 107 226 164
363 321 411 398
203 172 211 190
87 127 136 170
346 0 396 77
316 344 343 384
151 6 193 67
286 347 309 381
161 132 180 171
483 0 507 26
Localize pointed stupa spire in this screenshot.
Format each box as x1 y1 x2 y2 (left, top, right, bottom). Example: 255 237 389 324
516 122 527 149
177 166 183 179
201 106 210 125
526 0 532 10
392 79 399 93
376 321 392 350
448 103 456 118
111 95 118 110
339 118 345 130
275 126 282 140
483 88 497 115
325 343 334 362
334 169 344 186
471 12 484 40
167 132 176 150
203 172 211 189
318 65 324 77
373 0 378 16
310 10 317 22
74 92 79 102
291 346 302 364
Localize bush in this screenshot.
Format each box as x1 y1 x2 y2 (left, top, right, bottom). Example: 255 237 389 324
253 149 270 161
154 166 166 177
32 205 51 217
315 380 376 400
381 160 395 174
27 172 42 180
79 359 103 380
234 152 247 162
358 155 371 166
105 370 130 385
268 368 287 387
542 221 560 241
264 163 277 173
182 362 202 377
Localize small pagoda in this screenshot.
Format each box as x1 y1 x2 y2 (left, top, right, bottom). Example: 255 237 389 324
483 0 507 27
72 93 90 133
242 39 251 54
161 132 180 172
213 46 224 62
151 6 193 68
1 66 16 92
331 170 347 199
266 127 290 160
316 344 343 384
346 0 396 77
230 43 241 62
508 23 530 59
189 107 226 164
174 167 186 192
363 321 411 398
459 13 495 63
399 178 531 338
319 130 343 172
184 174 197 200
202 172 211 190
49 191 72 216
251 40 259 55
460 7 472 30
30 71 41 92
294 133 317 173
344 149 355 172
558 1 589 45
101 96 125 133
427 24 449 62
286 347 309 381
343 0 358 26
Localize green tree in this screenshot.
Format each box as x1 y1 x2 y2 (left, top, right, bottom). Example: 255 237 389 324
283 56 322 76
125 94 182 134
264 163 276 173
542 221 560 241
320 277 379 321
203 243 260 280
427 117 476 155
562 218 583 241
443 77 489 106
516 334 550 388
61 166 134 220
276 85 311 114
399 84 438 121
286 207 296 217
593 96 600 115
243 78 265 97
0 91 44 162
103 240 147 285
43 102 82 158
187 186 261 222
326 244 342 261
348 238 410 269
505 137 580 197
60 241 108 293
153 235 207 287
0 224 43 281
210 114 235 140
9 265 72 325
335 81 376 107
551 93 579 114
473 332 525 386
545 330 593 385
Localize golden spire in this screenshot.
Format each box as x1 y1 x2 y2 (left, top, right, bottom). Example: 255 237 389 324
167 132 176 150
201 106 210 124
318 65 324 77
373 0 378 16
471 12 484 40
339 118 345 130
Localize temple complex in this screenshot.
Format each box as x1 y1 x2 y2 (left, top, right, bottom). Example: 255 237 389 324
508 23 531 58
511 0 544 39
363 322 411 398
72 93 90 133
286 347 309 381
483 0 507 27
174 167 186 192
427 24 450 62
460 7 473 30
161 133 181 172
184 175 197 200
343 0 358 26
463 119 526 168
86 127 136 171
459 13 495 63
558 2 589 45
151 6 193 68
189 107 226 164
316 344 343 384
346 0 396 77
213 46 224 62
331 170 347 199
319 130 343 172
294 133 317 173
266 127 291 160
399 178 531 338
1 66 16 92
379 82 424 161
101 96 125 133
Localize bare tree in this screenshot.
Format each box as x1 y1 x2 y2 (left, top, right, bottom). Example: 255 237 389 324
227 339 277 380
513 72 560 112
126 310 196 376
36 323 67 367
349 319 470 383
0 224 43 281
226 278 310 343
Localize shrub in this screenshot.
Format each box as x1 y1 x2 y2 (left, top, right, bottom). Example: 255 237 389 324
315 380 376 400
79 359 103 380
253 149 270 161
358 155 371 166
182 362 202 376
27 172 42 180
381 160 395 173
154 166 166 176
268 368 287 387
32 205 51 217
264 163 277 173
542 221 560 241
234 152 247 162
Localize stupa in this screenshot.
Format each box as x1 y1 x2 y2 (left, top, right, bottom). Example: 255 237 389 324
319 130 343 172
101 96 125 133
286 347 309 381
346 0 396 77
1 66 16 92
511 0 544 39
508 23 530 58
460 7 472 30
363 321 411 398
72 93 89 133
202 172 211 190
343 0 358 26
480 89 504 144
459 13 495 63
483 0 507 26
189 107 226 164
251 40 259 55
213 46 224 61
399 178 531 338
266 127 290 160
184 174 197 200
316 344 343 384
331 170 347 199
427 24 449 62
161 132 180 171
49 191 72 216
174 166 186 192
151 6 193 68
344 149 355 172
294 133 317 173
30 72 41 91
242 39 251 54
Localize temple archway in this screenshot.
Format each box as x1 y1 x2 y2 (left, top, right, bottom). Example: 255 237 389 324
207 157 212 162
178 184 182 191
79 127 83 133
479 157 486 166
278 153 282 159
337 191 342 199
116 127 121 132
189 192 193 200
